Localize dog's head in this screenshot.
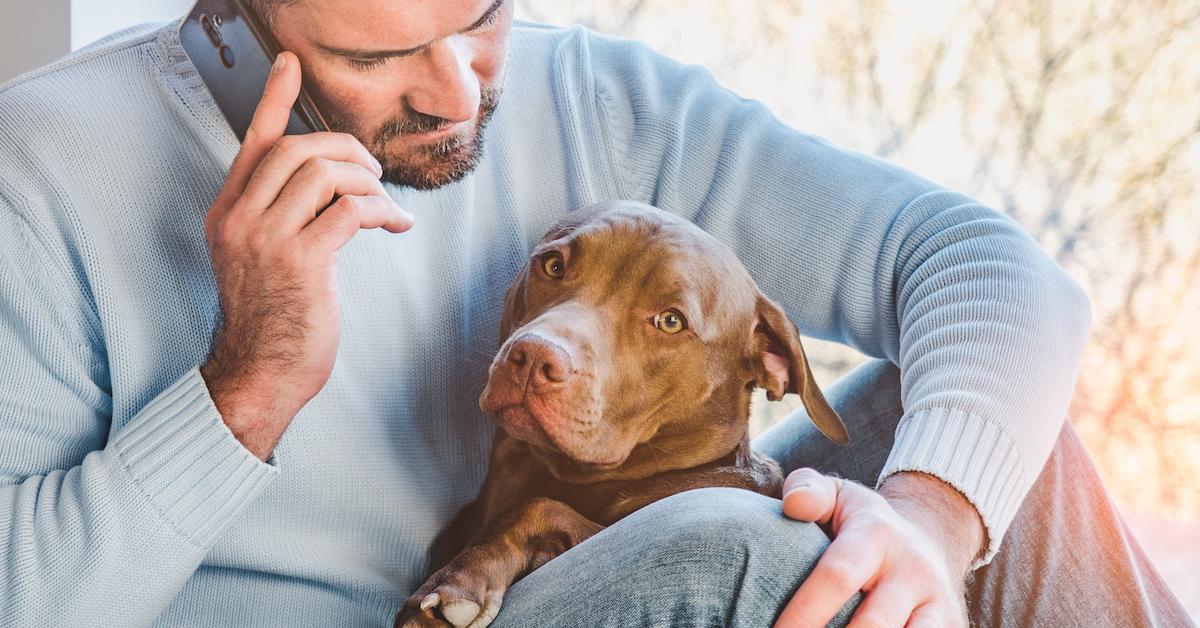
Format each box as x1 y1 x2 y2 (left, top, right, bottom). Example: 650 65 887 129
480 200 847 482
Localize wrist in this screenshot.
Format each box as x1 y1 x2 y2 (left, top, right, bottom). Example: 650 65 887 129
879 471 986 575
200 358 290 461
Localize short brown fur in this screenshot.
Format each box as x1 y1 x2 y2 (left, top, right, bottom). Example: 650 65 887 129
396 200 848 628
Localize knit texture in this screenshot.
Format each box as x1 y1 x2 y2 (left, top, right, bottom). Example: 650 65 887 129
0 17 1092 626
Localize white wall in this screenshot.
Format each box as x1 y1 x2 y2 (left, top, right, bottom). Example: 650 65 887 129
0 0 193 84
71 0 193 50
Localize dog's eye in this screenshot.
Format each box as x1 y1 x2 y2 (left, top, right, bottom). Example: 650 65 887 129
541 252 566 278
654 309 687 334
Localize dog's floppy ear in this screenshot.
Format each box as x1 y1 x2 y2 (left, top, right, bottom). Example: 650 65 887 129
498 263 531 341
749 294 850 445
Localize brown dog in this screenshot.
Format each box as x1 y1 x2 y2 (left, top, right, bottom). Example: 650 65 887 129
395 200 849 628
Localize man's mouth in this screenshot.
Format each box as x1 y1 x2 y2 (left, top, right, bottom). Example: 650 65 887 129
407 120 466 141
385 122 469 151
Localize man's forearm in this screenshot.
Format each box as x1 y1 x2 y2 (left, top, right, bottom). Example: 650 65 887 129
879 471 987 577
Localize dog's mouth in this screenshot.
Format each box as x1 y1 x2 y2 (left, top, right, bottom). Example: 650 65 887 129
490 404 626 468
491 404 556 450
533 444 626 472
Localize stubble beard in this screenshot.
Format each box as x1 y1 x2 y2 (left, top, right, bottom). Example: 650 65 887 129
325 84 503 191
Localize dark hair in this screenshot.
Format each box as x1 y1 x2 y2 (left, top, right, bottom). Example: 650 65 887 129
245 0 293 24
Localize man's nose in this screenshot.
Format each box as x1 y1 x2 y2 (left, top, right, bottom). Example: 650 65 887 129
408 36 480 124
506 333 572 391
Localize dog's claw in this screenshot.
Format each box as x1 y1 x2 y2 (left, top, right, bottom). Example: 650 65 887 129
419 592 440 611
464 591 504 628
441 599 481 627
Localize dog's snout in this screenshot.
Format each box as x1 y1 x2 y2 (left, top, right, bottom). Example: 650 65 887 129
507 334 572 388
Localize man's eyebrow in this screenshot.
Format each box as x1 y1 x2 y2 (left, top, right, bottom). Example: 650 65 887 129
315 0 505 60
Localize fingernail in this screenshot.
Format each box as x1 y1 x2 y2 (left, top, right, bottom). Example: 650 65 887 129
393 201 414 220
273 53 287 73
370 155 383 175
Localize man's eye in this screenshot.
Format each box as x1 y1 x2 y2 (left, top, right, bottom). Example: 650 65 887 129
348 57 389 71
472 6 502 31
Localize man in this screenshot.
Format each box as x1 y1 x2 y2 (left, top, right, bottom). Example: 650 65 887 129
0 1 1189 626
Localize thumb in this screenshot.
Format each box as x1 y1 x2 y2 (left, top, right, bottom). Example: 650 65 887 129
223 51 303 199
780 468 840 525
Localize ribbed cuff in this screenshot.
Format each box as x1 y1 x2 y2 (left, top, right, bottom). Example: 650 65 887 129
110 366 278 550
875 407 1025 569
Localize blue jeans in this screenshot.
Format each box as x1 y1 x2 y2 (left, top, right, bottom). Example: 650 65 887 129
487 359 1194 627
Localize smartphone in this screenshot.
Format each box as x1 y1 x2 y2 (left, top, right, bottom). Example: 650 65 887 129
179 0 330 140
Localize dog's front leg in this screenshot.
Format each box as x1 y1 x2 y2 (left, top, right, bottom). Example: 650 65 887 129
395 496 603 628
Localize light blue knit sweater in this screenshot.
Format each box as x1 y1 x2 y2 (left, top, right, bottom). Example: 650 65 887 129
0 16 1092 627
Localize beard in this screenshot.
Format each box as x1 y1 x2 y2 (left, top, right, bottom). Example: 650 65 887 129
324 84 502 190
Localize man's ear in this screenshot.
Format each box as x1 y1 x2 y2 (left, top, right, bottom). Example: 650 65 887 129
499 263 530 341
749 294 850 445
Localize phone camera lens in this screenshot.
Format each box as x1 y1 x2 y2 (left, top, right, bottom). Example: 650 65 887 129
201 14 223 47
219 44 235 69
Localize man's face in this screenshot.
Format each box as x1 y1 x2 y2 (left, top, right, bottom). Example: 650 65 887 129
272 0 514 189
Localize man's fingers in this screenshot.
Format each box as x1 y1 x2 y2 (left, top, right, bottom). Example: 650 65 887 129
266 159 389 230
775 523 885 628
781 468 841 524
301 194 414 252
222 52 303 203
240 132 383 213
242 52 303 155
904 601 949 628
775 470 968 628
845 579 921 628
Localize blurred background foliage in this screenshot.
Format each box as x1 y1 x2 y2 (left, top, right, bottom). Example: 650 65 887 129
516 0 1200 614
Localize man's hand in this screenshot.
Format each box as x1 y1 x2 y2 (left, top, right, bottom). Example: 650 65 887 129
200 52 414 460
773 469 985 628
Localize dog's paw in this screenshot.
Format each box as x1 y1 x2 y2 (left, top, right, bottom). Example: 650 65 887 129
394 565 507 628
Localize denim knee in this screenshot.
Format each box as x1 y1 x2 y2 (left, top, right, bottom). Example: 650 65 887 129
635 486 831 561
493 487 859 627
618 486 857 626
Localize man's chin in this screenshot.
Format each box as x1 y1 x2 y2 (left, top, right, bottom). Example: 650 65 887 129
380 162 473 190
378 130 484 190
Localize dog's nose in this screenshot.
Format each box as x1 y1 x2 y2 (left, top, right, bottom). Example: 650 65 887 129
506 334 572 388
